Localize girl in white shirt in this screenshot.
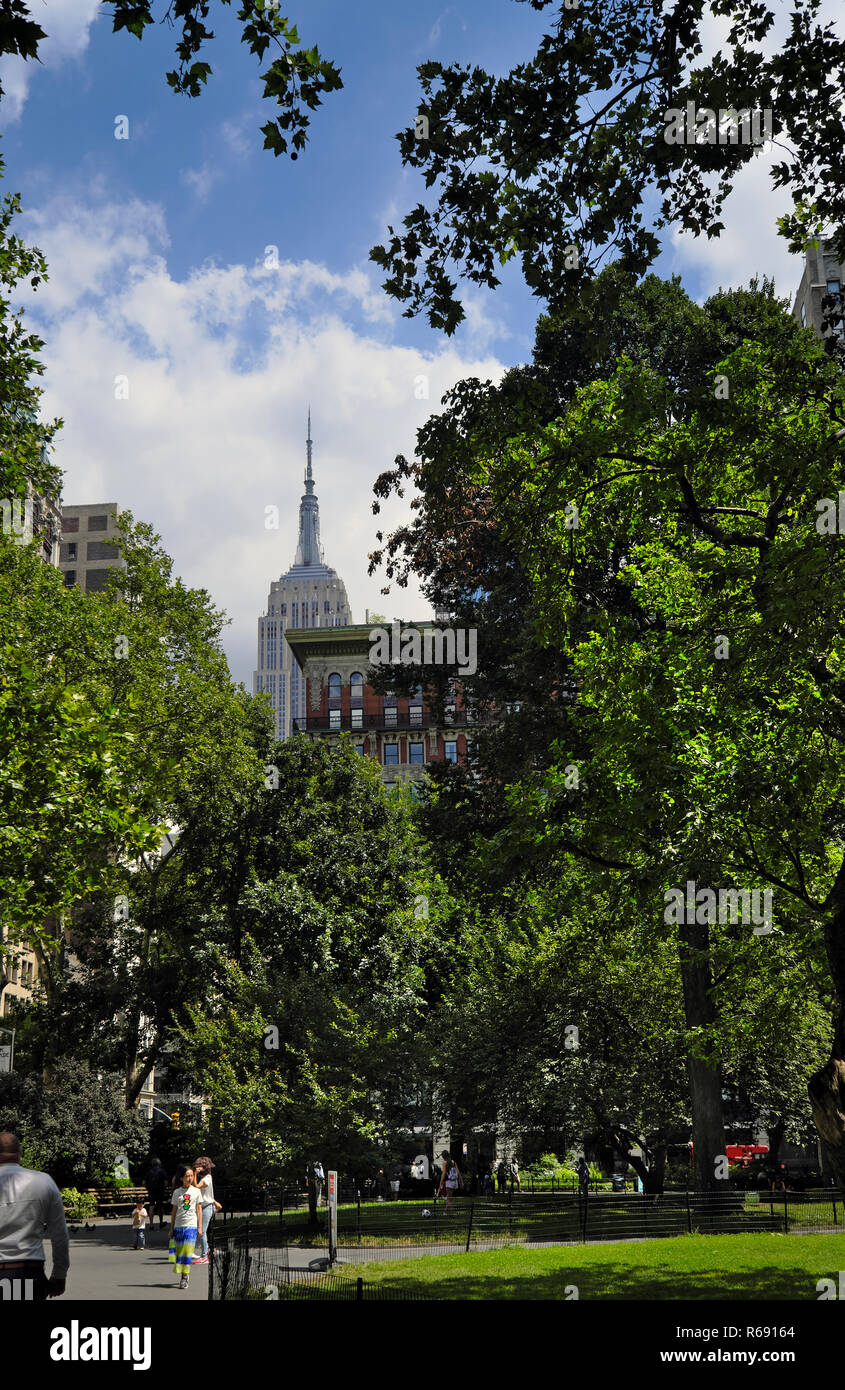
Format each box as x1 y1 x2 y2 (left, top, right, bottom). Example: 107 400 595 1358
168 1165 203 1289
193 1156 222 1264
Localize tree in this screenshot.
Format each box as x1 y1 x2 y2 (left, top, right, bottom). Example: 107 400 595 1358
7 513 269 1102
0 1 342 161
164 737 445 1220
485 328 845 1192
371 0 845 335
0 166 61 503
0 1059 148 1186
371 276 845 1188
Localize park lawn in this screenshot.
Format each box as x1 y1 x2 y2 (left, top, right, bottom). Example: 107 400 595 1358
348 1233 845 1300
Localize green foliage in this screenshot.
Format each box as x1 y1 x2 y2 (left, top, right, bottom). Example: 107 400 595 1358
371 0 845 335
60 1188 98 1221
372 278 838 1185
106 0 342 159
174 736 442 1179
0 1061 148 1187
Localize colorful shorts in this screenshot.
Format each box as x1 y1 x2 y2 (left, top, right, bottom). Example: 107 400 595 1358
168 1226 198 1271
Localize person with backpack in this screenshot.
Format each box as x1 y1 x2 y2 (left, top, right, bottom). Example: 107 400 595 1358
437 1151 463 1211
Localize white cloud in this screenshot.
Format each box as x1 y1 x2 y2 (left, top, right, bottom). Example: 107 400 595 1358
0 0 102 121
668 147 804 306
22 186 505 686
181 163 221 203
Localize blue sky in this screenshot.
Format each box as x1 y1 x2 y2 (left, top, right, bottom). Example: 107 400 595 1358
0 0 813 683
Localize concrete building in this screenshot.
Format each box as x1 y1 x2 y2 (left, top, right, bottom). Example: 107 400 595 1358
58 502 125 593
254 414 353 740
792 239 845 339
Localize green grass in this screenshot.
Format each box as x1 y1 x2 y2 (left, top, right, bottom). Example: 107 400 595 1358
341 1233 845 1300
229 1194 841 1248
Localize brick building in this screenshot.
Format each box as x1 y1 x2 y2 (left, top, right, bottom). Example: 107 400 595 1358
285 623 478 790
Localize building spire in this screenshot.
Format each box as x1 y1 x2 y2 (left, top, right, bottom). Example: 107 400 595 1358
294 406 322 566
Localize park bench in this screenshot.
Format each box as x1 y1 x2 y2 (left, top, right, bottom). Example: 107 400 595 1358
76 1185 156 1220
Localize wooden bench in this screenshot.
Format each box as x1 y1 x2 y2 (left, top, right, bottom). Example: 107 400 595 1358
83 1185 161 1220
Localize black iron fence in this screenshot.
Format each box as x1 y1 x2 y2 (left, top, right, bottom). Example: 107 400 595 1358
209 1222 427 1300
209 1188 843 1296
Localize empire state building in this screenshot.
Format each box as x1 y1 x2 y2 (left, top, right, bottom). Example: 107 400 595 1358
253 414 353 739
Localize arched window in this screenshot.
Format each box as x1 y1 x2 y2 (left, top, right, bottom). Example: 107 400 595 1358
350 672 364 701
327 673 342 701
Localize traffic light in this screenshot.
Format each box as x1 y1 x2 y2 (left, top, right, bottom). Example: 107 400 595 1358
171 1110 179 1129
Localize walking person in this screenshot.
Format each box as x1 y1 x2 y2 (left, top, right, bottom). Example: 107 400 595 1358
437 1151 463 1212
576 1156 590 1197
168 1164 203 1290
193 1157 221 1265
145 1155 167 1230
0 1130 69 1301
496 1159 507 1194
509 1156 521 1192
390 1165 402 1200
131 1198 148 1250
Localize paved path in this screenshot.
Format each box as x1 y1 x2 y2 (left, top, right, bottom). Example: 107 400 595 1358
59 1220 208 1301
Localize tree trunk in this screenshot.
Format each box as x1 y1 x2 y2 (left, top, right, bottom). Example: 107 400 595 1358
766 1116 786 1165
808 910 845 1197
678 913 727 1190
307 1176 318 1229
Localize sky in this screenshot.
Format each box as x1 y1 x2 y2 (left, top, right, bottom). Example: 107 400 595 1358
0 0 821 685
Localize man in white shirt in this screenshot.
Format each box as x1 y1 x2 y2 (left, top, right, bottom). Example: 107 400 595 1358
0 1131 69 1300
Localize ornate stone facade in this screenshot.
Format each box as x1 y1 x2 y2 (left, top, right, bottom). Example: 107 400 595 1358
253 417 352 741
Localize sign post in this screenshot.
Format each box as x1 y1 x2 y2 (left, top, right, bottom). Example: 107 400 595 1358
0 1028 14 1074
327 1170 338 1265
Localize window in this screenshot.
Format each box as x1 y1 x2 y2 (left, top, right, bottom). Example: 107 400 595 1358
383 743 399 766
409 742 424 765
355 743 366 757
443 740 458 764
409 705 423 726
324 601 331 613
63 569 76 587
800 303 807 326
61 516 79 533
87 541 119 561
383 704 397 728
61 542 77 561
827 280 841 296
350 672 364 702
351 708 363 729
327 673 342 701
329 709 341 730
280 604 287 616
87 515 108 531
84 569 111 593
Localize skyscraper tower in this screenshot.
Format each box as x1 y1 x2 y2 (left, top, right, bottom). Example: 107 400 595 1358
253 413 352 740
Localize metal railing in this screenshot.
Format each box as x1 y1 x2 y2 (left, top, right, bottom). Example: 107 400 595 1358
209 1188 843 1294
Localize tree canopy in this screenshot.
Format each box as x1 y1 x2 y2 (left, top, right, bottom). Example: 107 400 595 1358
371 0 845 334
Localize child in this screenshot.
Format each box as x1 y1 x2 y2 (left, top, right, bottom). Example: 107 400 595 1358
168 1164 203 1289
131 1198 148 1250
